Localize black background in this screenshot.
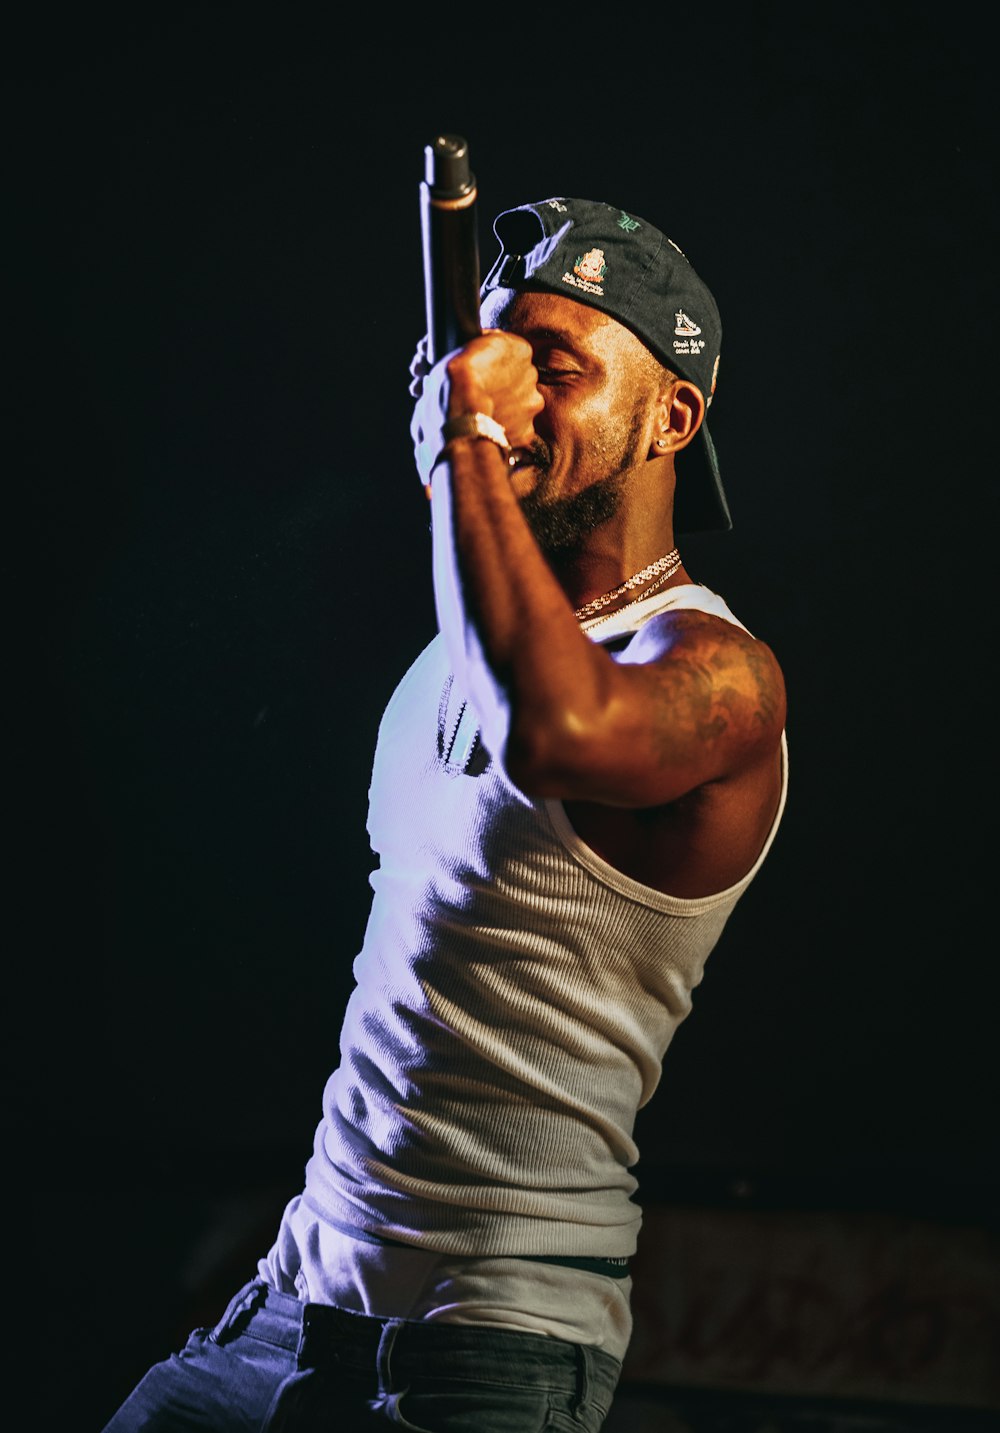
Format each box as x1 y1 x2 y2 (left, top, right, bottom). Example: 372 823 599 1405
14 7 997 1428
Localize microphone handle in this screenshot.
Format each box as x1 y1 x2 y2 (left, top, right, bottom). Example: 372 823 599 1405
420 134 482 365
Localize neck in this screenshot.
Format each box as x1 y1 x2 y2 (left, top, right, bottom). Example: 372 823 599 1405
572 545 685 622
555 516 680 615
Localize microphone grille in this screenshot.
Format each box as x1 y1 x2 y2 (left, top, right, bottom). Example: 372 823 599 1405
425 134 474 197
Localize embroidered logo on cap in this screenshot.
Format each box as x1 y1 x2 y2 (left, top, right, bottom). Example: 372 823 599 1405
617 211 640 232
673 308 707 360
563 247 606 295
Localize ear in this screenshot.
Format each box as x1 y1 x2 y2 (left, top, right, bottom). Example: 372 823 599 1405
650 378 706 457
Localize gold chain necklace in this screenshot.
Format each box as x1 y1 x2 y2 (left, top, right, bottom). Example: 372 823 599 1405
573 548 682 621
579 559 684 632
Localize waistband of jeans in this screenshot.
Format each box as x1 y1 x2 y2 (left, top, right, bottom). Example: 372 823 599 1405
213 1279 622 1388
515 1252 631 1279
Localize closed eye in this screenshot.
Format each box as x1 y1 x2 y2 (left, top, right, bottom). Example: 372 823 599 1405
536 366 579 383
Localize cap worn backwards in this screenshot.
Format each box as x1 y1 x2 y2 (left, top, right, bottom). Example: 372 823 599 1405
481 197 732 533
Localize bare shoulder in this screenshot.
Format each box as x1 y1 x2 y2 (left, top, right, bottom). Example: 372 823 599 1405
621 605 787 756
624 602 780 666
508 598 785 818
563 607 787 895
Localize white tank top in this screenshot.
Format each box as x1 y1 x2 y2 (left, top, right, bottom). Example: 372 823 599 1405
261 584 788 1356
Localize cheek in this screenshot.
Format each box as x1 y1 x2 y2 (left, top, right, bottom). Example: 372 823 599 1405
542 391 606 442
543 387 649 470
576 404 639 466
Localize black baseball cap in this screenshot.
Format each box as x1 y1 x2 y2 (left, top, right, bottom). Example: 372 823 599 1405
481 197 732 533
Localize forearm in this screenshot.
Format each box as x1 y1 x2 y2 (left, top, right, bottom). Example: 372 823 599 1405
429 434 608 772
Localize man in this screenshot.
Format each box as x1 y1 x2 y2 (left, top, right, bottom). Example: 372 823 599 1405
104 197 787 1431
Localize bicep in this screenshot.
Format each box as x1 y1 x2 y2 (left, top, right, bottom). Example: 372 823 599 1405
506 613 786 808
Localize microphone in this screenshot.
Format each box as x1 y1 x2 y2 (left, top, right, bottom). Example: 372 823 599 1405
419 134 482 365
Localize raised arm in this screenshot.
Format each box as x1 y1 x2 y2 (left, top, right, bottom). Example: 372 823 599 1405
413 327 786 812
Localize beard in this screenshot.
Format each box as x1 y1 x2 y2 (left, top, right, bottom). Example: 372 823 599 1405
519 464 627 554
517 409 647 556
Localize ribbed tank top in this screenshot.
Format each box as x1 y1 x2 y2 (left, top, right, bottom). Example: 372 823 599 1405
301 584 787 1259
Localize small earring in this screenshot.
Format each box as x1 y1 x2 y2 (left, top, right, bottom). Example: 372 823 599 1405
655 437 667 449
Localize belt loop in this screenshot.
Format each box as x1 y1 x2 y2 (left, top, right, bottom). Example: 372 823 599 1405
295 1302 312 1365
370 1319 411 1422
212 1278 266 1345
297 1300 346 1368
573 1343 594 1420
375 1319 403 1397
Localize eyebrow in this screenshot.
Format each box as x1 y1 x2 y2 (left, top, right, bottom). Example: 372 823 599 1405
513 325 579 345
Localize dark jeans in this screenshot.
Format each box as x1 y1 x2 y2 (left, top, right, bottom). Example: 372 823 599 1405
102 1277 622 1431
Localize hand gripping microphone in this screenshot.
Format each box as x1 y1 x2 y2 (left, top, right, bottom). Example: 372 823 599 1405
419 133 482 365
